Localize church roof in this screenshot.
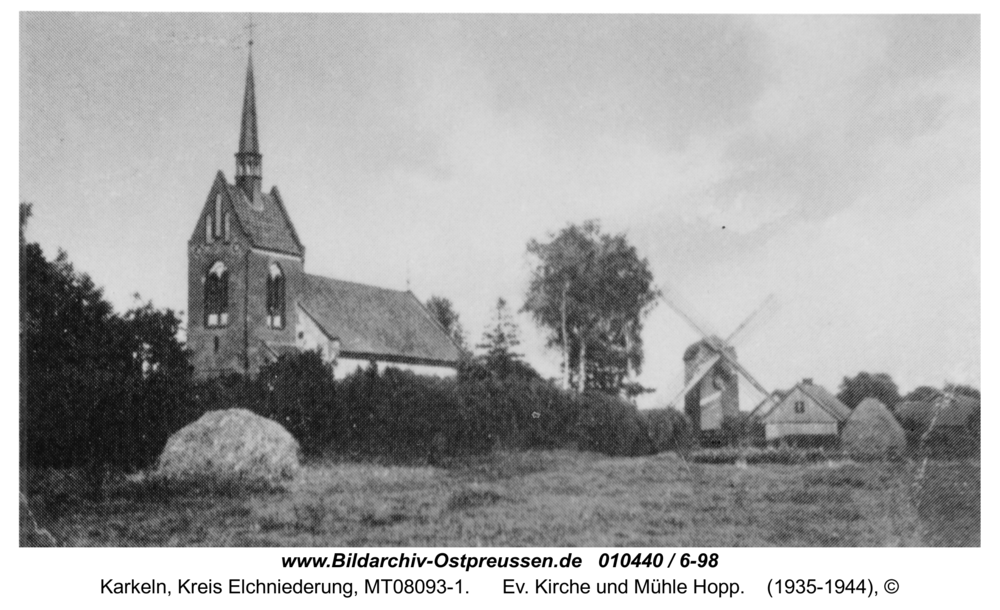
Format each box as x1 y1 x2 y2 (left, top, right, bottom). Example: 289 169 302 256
223 181 303 256
299 274 461 365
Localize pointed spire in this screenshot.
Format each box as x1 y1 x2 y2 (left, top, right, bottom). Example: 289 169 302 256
238 49 259 155
235 33 262 196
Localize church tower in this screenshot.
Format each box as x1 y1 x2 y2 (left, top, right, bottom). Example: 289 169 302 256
187 41 306 378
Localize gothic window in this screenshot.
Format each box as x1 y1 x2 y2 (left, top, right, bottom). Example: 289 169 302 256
214 194 223 238
223 211 231 241
204 261 229 327
266 262 285 329
794 400 805 414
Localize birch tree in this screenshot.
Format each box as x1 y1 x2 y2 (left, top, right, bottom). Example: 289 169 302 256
524 221 658 394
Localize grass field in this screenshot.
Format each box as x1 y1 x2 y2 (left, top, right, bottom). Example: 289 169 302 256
23 451 979 547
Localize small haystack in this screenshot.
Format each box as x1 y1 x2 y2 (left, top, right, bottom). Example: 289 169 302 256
840 398 906 457
155 409 300 484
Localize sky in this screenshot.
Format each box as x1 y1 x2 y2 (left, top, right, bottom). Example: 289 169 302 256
20 13 980 408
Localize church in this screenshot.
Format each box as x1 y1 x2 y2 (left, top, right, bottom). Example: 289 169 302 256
186 47 460 379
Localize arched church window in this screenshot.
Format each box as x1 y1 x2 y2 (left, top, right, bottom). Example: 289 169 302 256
223 211 231 242
266 262 285 329
204 261 229 327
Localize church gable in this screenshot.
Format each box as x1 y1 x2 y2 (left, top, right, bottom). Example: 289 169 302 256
190 172 247 246
188 174 303 257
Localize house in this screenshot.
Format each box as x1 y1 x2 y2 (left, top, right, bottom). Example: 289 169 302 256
186 46 460 379
756 378 852 447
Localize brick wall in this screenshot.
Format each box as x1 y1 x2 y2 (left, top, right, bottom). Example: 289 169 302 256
188 177 305 377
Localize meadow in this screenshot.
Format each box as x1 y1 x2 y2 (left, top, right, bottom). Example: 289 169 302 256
24 451 979 547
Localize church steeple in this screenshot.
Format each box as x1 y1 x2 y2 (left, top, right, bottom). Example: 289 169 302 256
235 43 262 195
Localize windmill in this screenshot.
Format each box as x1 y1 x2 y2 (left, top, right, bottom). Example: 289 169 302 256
662 288 779 439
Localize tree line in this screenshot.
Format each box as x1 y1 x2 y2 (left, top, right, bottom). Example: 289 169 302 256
21 201 976 482
21 208 688 483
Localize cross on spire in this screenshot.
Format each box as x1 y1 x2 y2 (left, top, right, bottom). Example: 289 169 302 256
235 14 262 195
246 13 256 48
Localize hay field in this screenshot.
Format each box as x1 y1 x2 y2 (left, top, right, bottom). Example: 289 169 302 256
24 451 978 547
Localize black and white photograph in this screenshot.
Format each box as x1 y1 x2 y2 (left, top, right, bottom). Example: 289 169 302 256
19 12 980 549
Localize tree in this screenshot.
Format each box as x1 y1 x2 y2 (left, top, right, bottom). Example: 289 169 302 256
23 242 191 479
946 383 980 401
836 372 901 410
524 221 658 394
904 385 942 402
20 203 32 496
425 295 467 351
474 297 538 381
478 297 520 358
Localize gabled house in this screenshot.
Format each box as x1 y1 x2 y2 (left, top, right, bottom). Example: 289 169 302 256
756 378 852 446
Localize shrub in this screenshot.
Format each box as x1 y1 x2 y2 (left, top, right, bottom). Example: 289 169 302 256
27 347 659 474
256 351 337 455
573 391 647 457
720 412 766 447
642 408 694 454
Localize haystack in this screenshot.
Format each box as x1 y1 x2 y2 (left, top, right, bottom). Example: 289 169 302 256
840 398 906 457
155 409 300 484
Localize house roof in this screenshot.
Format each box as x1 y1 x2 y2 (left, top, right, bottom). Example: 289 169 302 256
750 389 788 417
298 274 461 365
799 383 853 421
223 181 304 257
759 381 852 422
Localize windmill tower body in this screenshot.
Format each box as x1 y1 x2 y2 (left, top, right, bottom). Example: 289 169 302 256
683 337 739 434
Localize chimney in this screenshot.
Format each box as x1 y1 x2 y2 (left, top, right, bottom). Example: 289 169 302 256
803 378 813 385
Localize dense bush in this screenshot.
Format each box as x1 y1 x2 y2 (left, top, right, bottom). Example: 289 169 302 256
641 408 694 454
257 353 338 454
89 351 654 466
720 412 766 447
327 364 649 461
